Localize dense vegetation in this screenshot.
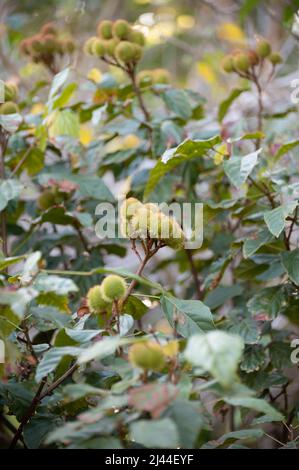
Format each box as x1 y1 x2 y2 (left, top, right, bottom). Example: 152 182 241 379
0 1 298 450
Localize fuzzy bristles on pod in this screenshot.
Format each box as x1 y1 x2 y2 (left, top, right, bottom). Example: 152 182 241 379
129 29 145 46
87 285 110 314
97 20 113 39
269 52 282 65
101 275 127 302
112 19 131 40
91 38 106 57
0 101 19 115
84 37 98 55
37 189 57 211
104 38 119 57
152 68 171 84
137 70 154 86
4 83 18 102
233 53 250 72
221 55 234 73
128 342 166 372
115 41 136 63
247 50 259 66
256 39 271 58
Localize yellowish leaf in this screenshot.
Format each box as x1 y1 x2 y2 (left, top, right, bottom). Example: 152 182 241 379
217 23 245 44
79 125 93 147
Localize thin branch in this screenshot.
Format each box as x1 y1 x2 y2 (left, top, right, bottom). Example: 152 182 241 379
185 249 203 299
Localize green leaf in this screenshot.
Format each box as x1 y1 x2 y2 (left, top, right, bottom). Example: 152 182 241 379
161 89 192 120
0 113 22 133
264 203 297 237
281 249 299 285
243 227 274 258
202 428 263 448
49 68 70 100
52 83 77 110
0 254 26 271
224 396 284 421
240 345 266 372
166 399 203 448
204 285 243 309
144 136 221 199
124 295 148 320
23 148 45 176
223 149 261 188
184 330 244 387
247 286 285 319
0 179 23 211
78 336 121 364
130 418 179 448
33 274 78 295
64 328 103 343
218 87 249 123
161 295 214 338
48 109 80 138
35 346 81 382
227 317 260 344
273 139 299 163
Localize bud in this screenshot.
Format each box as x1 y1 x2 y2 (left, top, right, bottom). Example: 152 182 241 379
221 55 234 73
40 22 58 36
91 38 106 56
84 37 98 55
129 30 145 47
113 19 131 40
30 35 44 54
61 38 75 54
247 49 259 66
128 342 166 371
233 53 250 72
87 285 110 314
42 34 57 54
115 41 135 63
256 39 271 58
4 83 18 102
152 68 171 84
269 52 282 65
101 275 127 301
104 38 119 57
132 44 143 62
37 189 57 210
137 70 153 86
120 198 144 238
0 101 19 115
97 20 113 39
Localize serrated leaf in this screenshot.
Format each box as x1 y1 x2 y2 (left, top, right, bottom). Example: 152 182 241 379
144 136 221 199
35 346 81 382
240 345 266 372
161 89 192 120
264 202 297 237
223 149 261 188
48 109 79 139
243 227 274 258
161 295 214 338
281 248 299 285
247 286 285 319
224 396 283 421
227 317 260 344
130 418 179 449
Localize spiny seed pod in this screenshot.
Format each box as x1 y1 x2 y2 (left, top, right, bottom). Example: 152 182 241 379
61 38 75 54
97 20 113 39
87 285 110 314
42 34 57 53
4 83 18 102
19 38 31 55
101 275 126 301
120 197 143 220
104 38 119 57
221 55 234 73
233 53 250 72
247 49 259 66
128 342 166 371
129 29 145 46
137 70 153 86
84 37 98 55
269 52 282 65
153 212 185 249
256 39 271 58
152 68 171 84
91 38 106 56
113 19 131 40
30 35 44 54
0 101 19 115
132 44 143 62
40 23 58 36
115 41 135 63
37 190 57 210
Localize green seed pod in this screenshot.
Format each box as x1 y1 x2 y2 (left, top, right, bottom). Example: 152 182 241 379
101 275 126 302
221 55 235 73
132 44 143 62
37 189 57 210
104 38 119 57
84 37 98 55
233 53 250 72
0 101 19 115
137 70 153 86
115 41 135 63
129 29 145 46
120 198 144 238
256 39 271 58
40 22 58 36
113 19 131 40
152 68 171 84
4 83 18 102
91 38 106 56
97 20 113 39
269 52 282 65
61 38 75 54
87 285 110 314
128 342 166 371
